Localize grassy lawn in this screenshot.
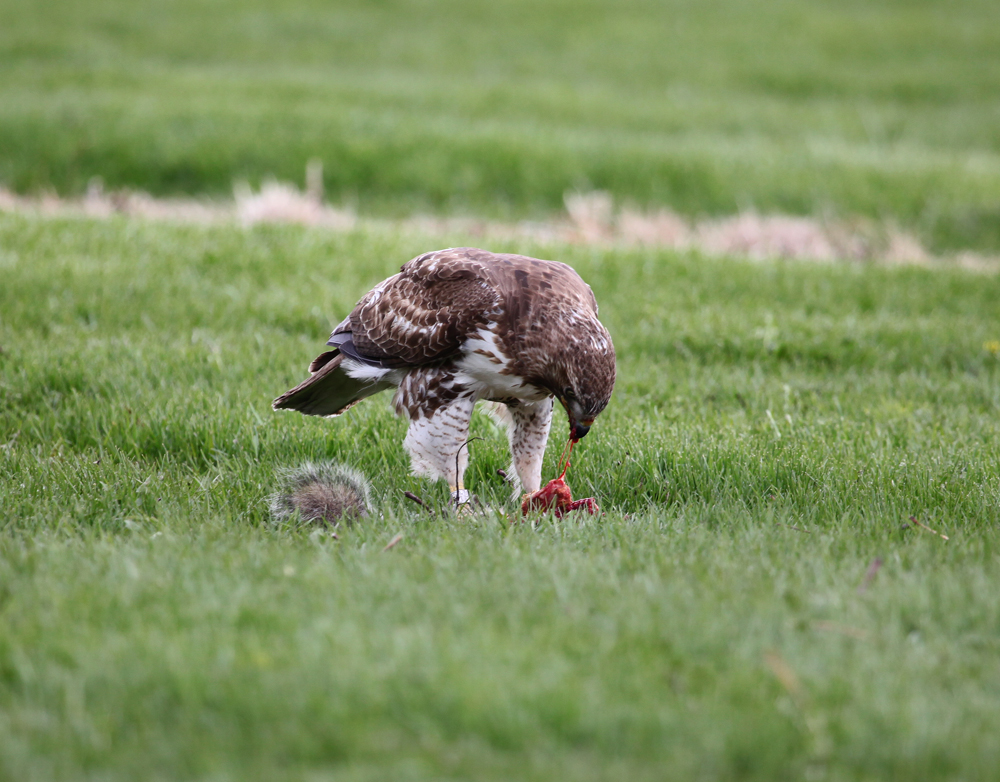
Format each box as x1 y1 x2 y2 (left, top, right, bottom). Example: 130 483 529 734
2 0 1000 252
3 0 1000 776
1 213 1000 779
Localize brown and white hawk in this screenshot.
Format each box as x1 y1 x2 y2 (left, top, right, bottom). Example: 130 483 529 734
273 247 616 505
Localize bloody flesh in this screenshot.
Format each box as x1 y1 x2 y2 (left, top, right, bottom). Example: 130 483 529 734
520 438 600 518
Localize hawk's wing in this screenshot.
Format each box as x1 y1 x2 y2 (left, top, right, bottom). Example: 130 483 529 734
331 249 501 368
271 350 393 416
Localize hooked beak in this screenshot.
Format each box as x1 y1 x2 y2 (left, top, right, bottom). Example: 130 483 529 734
558 394 593 442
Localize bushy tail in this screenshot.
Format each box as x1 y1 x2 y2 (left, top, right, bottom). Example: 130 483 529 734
272 350 390 417
269 461 371 527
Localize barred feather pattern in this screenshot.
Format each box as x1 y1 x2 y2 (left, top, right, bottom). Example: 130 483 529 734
273 247 616 497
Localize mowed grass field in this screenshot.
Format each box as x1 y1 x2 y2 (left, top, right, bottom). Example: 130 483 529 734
2 212 1000 780
4 0 1000 778
2 0 1000 252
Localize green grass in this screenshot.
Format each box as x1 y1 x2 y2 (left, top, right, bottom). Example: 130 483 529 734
2 0 1000 252
2 213 1000 779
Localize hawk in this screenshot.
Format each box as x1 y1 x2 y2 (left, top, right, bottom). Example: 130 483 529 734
273 247 616 505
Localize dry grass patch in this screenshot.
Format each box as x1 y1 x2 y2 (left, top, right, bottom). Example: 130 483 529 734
2 179 998 271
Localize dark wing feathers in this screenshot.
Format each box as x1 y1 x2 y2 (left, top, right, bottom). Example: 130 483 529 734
308 350 339 374
272 351 392 417
274 247 614 418
327 332 388 368
323 247 597 370
337 249 501 367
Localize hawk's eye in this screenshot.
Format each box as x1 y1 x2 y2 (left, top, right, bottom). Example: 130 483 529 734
563 388 575 400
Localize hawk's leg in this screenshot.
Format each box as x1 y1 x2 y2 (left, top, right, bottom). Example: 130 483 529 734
505 397 554 495
396 378 478 504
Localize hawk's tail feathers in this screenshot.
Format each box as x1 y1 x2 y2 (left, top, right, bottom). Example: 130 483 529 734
308 350 340 374
273 350 391 417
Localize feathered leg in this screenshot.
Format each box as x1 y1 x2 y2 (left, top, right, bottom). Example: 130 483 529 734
505 397 554 495
395 370 478 506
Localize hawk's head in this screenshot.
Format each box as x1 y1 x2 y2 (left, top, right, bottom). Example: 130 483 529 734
546 321 617 442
